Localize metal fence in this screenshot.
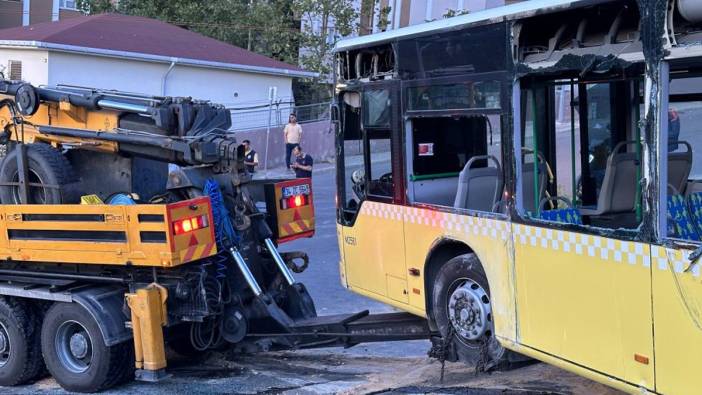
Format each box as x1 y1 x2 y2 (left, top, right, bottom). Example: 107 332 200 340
229 101 331 132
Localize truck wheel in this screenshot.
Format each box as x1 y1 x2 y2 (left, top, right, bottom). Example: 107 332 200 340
0 143 77 204
431 253 521 370
41 303 131 392
0 297 44 386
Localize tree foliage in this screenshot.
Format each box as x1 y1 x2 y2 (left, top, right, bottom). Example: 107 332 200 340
295 0 357 80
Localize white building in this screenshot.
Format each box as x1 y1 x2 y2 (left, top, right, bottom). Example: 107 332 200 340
378 0 521 30
0 13 316 112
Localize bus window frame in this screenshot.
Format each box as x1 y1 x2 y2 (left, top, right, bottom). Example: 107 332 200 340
658 62 702 245
335 79 404 227
512 76 647 241
360 80 402 204
402 72 507 115
400 73 510 218
402 111 508 220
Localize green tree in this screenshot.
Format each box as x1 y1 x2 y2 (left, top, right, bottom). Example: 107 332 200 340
296 0 357 80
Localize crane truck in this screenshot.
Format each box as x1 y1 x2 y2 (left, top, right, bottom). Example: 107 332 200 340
0 80 429 392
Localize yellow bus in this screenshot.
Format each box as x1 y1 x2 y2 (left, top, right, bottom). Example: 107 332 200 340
333 0 702 393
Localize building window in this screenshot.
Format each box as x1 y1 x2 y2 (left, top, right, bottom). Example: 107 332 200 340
8 60 22 81
59 0 77 10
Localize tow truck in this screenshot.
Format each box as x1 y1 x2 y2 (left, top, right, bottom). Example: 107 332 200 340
0 80 429 392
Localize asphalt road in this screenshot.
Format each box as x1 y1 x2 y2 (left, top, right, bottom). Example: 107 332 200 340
4 164 621 395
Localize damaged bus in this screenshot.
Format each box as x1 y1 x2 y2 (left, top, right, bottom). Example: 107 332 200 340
334 0 702 393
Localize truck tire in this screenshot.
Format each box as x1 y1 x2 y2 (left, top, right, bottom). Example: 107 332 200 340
431 253 525 370
0 143 77 204
41 303 132 393
0 297 44 386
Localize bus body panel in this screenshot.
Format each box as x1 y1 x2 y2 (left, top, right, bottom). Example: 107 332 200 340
403 204 517 343
342 201 407 303
508 342 653 395
651 245 702 395
347 201 518 343
513 224 655 389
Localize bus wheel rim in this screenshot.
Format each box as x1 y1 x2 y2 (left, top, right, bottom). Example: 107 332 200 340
448 279 491 342
0 321 9 368
55 320 93 374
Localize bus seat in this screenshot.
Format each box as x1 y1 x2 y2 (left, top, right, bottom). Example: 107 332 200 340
522 162 547 214
668 194 700 241
580 141 639 217
539 197 583 225
454 155 503 212
687 192 702 236
669 141 692 195
412 176 460 207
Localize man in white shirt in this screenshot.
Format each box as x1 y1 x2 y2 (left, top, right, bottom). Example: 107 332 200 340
284 113 302 169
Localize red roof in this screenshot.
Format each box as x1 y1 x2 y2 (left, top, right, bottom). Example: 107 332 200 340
0 13 308 75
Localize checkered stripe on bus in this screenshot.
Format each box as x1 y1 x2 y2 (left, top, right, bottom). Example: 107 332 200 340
513 224 651 268
359 201 700 277
651 246 701 278
361 201 510 241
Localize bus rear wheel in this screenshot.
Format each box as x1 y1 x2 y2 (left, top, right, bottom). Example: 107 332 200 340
431 253 522 370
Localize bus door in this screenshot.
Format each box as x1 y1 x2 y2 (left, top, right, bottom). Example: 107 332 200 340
513 79 655 387
337 83 409 303
651 70 702 395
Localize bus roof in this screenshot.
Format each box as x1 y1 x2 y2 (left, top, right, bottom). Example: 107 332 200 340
334 0 608 52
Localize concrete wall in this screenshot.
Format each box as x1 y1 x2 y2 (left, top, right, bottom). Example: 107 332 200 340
47 52 294 107
0 47 49 84
236 120 334 169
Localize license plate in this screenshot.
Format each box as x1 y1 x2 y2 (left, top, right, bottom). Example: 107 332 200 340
282 184 310 198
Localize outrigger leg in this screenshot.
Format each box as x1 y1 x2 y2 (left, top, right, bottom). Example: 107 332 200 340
125 284 171 382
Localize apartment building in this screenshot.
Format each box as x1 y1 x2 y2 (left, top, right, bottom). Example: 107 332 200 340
363 0 526 33
0 0 81 29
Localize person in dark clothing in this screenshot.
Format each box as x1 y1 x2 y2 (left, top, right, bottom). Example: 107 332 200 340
242 139 259 174
291 144 313 178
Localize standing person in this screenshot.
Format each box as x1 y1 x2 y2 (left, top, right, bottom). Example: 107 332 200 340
290 144 313 179
242 139 259 174
284 113 302 170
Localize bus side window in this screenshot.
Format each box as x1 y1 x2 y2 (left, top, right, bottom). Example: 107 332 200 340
365 129 393 198
520 81 643 230
362 89 393 199
340 92 364 211
408 115 504 212
665 76 701 242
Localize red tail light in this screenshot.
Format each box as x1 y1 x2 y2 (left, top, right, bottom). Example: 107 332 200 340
173 215 209 235
280 194 309 210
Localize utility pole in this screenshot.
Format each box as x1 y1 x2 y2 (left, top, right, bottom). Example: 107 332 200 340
264 86 277 176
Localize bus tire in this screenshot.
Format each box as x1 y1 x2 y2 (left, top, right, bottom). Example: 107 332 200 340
431 253 523 370
0 143 77 204
41 302 131 393
0 297 44 386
